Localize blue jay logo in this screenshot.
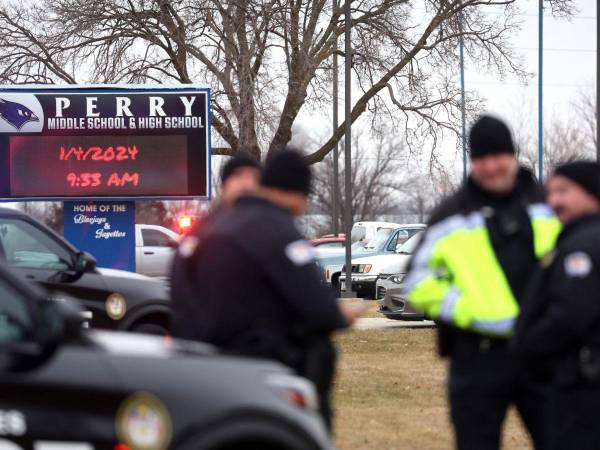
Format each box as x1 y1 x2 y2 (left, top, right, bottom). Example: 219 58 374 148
0 98 40 130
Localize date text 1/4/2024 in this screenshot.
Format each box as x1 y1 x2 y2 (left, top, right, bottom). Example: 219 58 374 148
60 145 139 162
66 172 139 188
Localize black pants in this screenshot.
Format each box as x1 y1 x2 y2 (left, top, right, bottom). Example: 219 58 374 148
549 384 600 450
449 339 549 450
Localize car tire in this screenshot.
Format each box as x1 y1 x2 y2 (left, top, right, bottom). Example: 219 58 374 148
131 322 169 335
176 417 320 450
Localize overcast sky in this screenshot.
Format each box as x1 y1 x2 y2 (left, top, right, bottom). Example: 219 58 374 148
440 0 597 175
295 0 597 181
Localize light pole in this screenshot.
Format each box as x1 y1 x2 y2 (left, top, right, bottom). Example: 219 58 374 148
538 0 544 181
332 0 340 236
342 0 356 298
459 13 467 183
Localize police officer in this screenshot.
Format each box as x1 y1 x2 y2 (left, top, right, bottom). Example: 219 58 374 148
171 149 362 428
515 161 600 450
216 152 262 209
197 152 262 232
404 115 561 450
170 152 260 288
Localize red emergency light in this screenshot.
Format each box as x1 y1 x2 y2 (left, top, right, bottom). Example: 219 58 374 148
178 216 193 231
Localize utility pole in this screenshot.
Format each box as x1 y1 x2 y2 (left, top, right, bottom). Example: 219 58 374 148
332 0 340 236
342 0 356 298
538 0 544 181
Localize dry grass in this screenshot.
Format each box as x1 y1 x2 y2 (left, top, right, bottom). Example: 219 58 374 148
339 299 382 318
333 328 532 450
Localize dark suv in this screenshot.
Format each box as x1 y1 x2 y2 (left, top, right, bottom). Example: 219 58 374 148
0 207 170 334
0 262 331 450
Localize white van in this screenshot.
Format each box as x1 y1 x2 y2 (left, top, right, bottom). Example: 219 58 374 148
350 221 400 249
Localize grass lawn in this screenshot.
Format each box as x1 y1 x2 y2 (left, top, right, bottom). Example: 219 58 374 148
339 299 382 318
332 327 533 450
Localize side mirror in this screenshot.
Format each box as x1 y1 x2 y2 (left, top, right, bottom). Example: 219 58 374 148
395 244 402 253
47 299 85 341
75 252 97 273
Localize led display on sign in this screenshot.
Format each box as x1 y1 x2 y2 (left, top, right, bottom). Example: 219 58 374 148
0 86 211 200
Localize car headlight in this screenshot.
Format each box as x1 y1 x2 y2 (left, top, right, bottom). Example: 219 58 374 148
116 392 172 450
266 373 319 411
389 274 405 284
358 264 372 273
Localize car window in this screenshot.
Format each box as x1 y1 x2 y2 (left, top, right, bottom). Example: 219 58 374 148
407 228 424 238
397 231 424 254
365 228 394 250
0 278 32 343
142 229 176 247
387 230 409 251
0 218 73 271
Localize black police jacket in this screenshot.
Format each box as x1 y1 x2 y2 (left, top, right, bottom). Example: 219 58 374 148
171 196 348 371
515 213 600 385
412 167 545 356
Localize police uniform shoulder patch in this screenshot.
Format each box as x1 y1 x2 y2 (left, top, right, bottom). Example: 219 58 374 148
564 251 593 278
285 240 315 266
177 236 199 258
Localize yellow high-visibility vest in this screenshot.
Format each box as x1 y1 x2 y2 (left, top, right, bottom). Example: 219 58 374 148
404 203 561 336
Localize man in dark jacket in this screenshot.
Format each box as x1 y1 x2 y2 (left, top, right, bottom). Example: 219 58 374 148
404 115 560 450
515 161 600 450
171 152 260 291
171 149 362 428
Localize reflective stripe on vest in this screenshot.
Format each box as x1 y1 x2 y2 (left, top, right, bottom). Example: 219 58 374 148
404 203 561 336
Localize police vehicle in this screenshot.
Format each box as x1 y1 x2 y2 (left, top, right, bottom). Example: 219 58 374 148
0 207 170 334
0 262 332 450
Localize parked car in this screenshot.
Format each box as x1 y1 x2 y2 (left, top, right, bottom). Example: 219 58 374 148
135 224 180 278
339 231 423 299
310 234 345 249
321 225 425 295
0 207 171 334
377 274 425 320
0 262 332 450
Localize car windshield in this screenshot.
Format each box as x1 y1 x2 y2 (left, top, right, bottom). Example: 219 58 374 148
350 226 366 244
364 228 393 250
397 231 423 254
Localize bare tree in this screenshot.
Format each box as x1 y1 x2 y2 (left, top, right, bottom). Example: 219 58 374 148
311 129 408 229
396 166 457 223
516 107 596 179
0 0 574 163
136 201 169 227
19 202 64 233
573 89 597 154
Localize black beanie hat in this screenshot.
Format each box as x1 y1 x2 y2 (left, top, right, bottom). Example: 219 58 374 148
554 161 600 201
469 115 515 159
261 148 311 195
221 152 261 184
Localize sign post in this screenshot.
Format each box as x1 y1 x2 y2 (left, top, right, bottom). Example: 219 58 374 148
0 85 211 270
